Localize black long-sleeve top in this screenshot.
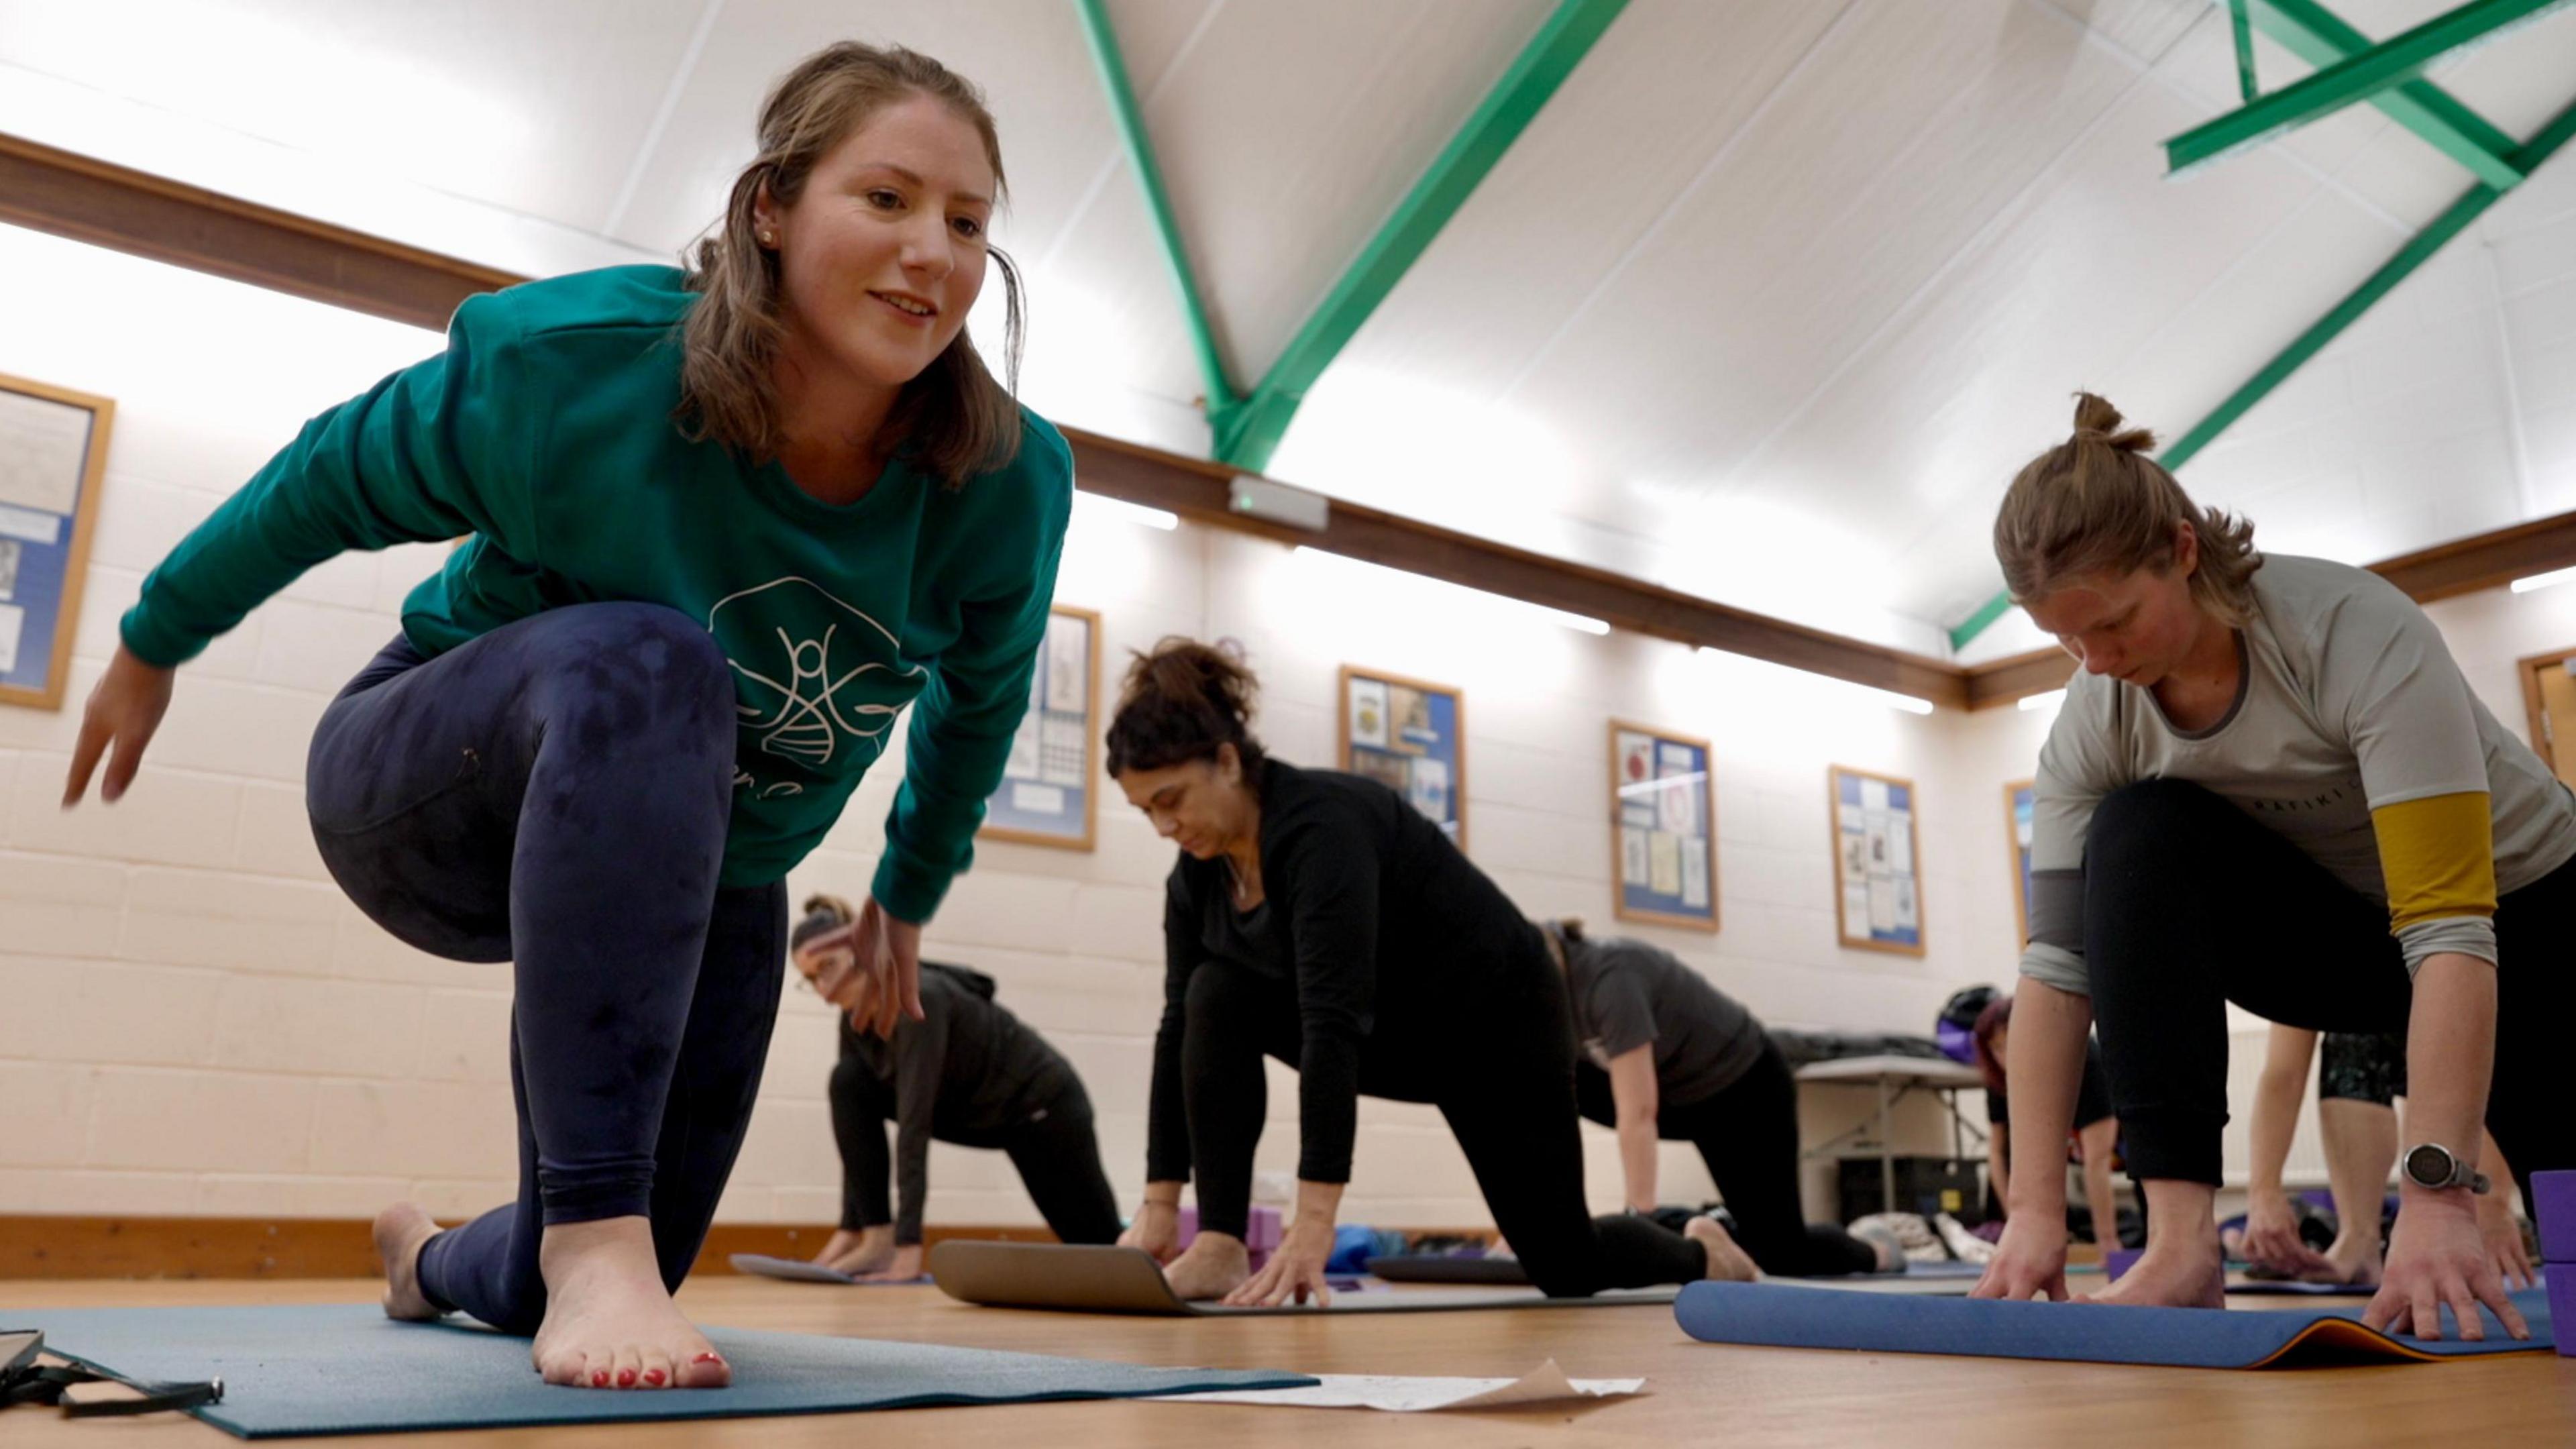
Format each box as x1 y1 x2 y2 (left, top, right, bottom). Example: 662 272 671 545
831 963 1076 1244
1146 759 1545 1185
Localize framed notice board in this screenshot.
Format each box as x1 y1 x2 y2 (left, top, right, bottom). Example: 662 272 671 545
1828 764 1924 957
1609 720 1717 932
1340 665 1466 849
981 605 1102 850
2004 780 2036 944
0 373 113 711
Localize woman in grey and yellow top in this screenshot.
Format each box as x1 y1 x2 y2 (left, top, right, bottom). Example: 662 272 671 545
1970 394 2576 1344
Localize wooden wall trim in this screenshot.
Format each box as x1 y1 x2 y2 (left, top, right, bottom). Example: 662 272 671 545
0 1215 1056 1281
14 129 2576 712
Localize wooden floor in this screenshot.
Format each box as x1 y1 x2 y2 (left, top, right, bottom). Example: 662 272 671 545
4 1275 2571 1448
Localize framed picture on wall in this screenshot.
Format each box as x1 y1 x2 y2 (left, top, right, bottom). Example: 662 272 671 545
1339 665 1466 849
1827 764 1925 957
980 605 1102 851
1609 720 1717 932
2004 780 2036 944
0 372 113 712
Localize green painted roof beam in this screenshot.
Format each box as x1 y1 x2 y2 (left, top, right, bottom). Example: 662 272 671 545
2164 0 2571 178
2229 0 2261 103
1073 0 1242 426
1213 0 1629 472
2250 0 2526 189
1951 89 2576 653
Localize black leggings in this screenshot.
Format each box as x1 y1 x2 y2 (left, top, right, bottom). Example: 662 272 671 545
829 1067 1123 1246
2082 779 2576 1208
1575 1038 1878 1277
308 604 780 1336
1180 959 1707 1296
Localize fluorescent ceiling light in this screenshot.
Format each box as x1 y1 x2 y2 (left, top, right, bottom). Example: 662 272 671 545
2018 690 2066 712
1291 547 1609 635
1073 492 1177 531
2510 565 2576 594
1696 648 1933 714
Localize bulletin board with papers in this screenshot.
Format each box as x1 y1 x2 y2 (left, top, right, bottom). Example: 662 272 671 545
1828 764 1925 956
981 605 1102 851
1340 665 1466 850
0 373 113 712
1609 720 1717 932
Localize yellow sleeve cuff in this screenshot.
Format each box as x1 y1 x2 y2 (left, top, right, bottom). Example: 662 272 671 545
2371 792 2497 934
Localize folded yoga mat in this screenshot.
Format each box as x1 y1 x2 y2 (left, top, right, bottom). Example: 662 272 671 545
930 1242 1676 1315
11 1303 1313 1438
1672 1281 2554 1368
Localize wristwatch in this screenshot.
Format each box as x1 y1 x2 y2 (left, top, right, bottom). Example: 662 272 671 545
2400 1141 2490 1194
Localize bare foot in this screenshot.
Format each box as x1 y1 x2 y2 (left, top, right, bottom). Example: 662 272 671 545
531 1216 727 1390
373 1202 446 1322
1161 1232 1252 1301
2084 1238 2224 1308
1685 1216 1760 1282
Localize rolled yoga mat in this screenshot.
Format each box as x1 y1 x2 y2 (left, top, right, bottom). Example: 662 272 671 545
1672 1281 2554 1368
930 1242 1677 1314
6 1303 1314 1439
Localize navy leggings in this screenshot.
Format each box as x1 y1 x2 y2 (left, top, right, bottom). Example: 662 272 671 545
308 602 784 1335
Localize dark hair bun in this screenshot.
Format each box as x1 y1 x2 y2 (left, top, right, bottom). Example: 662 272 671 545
1105 637 1266 777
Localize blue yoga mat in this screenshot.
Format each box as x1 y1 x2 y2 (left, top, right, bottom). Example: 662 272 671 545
1672 1281 2553 1368
11 1304 1315 1438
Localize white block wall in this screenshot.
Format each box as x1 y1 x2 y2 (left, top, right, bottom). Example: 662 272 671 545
23 208 2571 1232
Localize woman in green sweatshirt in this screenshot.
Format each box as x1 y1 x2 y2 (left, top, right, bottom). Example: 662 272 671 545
58 43 1069 1391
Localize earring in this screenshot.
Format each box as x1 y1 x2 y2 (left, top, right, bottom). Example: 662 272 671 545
758 229 776 246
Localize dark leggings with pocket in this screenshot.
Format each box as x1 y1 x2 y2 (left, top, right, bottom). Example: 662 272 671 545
308 602 783 1335
1575 1037 1878 1277
2082 779 2576 1211
1180 957 1707 1295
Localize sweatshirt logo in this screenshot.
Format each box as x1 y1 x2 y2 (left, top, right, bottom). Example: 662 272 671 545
708 577 928 791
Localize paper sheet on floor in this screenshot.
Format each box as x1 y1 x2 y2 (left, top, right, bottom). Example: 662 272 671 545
1155 1358 1642 1411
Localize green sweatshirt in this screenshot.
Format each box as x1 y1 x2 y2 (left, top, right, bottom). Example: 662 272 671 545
121 265 1071 919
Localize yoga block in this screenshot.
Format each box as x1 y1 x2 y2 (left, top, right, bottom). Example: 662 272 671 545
2552 1267 2576 1358
2534 1170 2576 1264
1173 1205 1283 1253
2103 1248 2141 1281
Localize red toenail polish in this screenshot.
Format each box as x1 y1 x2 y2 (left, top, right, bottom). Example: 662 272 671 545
692 1352 724 1365
618 1369 636 1387
592 1371 607 1387
644 1370 665 1385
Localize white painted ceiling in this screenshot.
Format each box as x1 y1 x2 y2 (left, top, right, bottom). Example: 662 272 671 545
3 0 2572 661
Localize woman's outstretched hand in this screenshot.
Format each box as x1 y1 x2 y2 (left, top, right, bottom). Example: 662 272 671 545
64 645 175 807
798 896 924 1038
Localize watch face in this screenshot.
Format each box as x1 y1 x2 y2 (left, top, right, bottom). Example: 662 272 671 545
2405 1144 2450 1185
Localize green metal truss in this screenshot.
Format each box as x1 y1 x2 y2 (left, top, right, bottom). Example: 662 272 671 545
1073 0 1242 425
1212 0 1629 472
2165 0 2571 178
2247 0 2527 189
1951 87 2576 653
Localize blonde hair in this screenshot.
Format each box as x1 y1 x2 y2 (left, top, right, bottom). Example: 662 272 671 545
677 42 1023 488
1992 393 2261 624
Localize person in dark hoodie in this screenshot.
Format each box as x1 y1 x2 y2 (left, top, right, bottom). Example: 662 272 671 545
794 894 1121 1281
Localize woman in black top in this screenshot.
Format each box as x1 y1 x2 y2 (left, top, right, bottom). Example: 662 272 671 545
1106 639 1754 1305
792 895 1120 1281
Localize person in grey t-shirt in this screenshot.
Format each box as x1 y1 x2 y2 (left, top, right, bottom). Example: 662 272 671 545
1975 394 2576 1346
1541 920 1899 1277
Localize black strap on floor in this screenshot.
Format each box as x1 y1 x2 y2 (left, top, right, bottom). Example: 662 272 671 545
2 1330 222 1419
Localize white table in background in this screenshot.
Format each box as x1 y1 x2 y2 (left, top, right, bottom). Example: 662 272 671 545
1794 1055 1987 1216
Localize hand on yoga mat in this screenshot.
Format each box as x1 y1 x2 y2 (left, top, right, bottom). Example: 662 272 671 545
2365 1192 2529 1342
798 896 924 1038
62 646 174 807
1969 1214 2071 1302
1223 1220 1337 1309
2239 1189 2339 1280
2476 1192 2536 1291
